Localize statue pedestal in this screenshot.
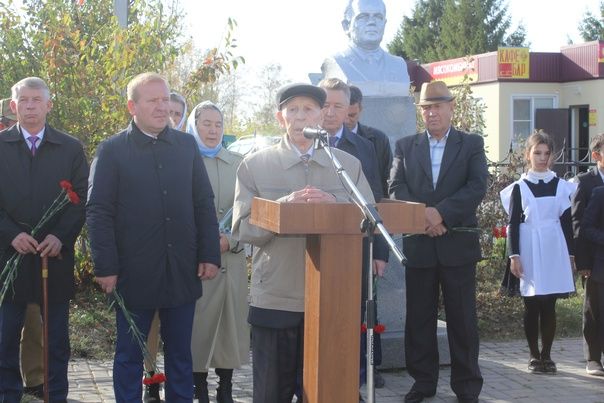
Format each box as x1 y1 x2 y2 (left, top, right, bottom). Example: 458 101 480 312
360 95 416 147
378 238 451 368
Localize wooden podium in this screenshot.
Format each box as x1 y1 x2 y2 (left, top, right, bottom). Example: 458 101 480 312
250 198 424 403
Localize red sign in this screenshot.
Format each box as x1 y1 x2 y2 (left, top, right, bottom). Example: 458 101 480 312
429 57 477 85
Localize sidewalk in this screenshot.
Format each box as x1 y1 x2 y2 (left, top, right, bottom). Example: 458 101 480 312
31 337 604 402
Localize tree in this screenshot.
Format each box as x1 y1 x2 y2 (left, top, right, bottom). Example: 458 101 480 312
578 1 604 41
388 0 528 63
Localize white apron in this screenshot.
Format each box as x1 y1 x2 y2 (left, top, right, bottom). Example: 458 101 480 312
501 178 576 296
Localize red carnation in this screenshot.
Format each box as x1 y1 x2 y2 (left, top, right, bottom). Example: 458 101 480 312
500 226 507 238
59 180 73 191
374 324 386 334
361 323 367 333
492 226 500 238
67 190 80 205
143 372 166 385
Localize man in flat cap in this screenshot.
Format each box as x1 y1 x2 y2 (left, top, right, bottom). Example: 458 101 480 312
0 98 17 131
232 83 375 402
389 81 488 403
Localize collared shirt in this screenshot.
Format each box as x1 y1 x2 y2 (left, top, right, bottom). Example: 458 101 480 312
350 123 359 134
427 127 450 189
599 167 604 182
328 126 344 147
350 46 384 65
21 126 45 152
287 136 314 158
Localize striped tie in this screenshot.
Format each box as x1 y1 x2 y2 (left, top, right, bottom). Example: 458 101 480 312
300 154 310 164
328 136 338 147
28 136 39 156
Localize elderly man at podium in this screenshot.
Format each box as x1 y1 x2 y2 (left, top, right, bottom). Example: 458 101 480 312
232 83 375 402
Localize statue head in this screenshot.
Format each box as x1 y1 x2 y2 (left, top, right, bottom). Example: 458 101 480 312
342 0 387 51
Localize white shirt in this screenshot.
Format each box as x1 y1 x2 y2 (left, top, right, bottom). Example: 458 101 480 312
21 126 45 152
427 127 450 189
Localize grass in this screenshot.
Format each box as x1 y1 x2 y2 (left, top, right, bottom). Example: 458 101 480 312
69 284 115 360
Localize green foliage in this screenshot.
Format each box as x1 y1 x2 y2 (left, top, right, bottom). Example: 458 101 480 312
578 1 604 41
388 0 528 63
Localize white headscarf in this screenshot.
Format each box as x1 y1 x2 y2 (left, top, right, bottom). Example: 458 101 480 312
185 101 224 157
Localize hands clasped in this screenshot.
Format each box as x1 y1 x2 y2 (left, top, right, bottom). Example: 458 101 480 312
11 232 62 257
424 207 447 237
283 186 336 204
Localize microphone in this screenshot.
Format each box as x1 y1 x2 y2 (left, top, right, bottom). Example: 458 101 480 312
303 127 329 139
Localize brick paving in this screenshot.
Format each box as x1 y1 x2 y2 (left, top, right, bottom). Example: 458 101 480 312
25 337 604 402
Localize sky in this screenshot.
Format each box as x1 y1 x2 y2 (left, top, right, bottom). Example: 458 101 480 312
179 0 601 83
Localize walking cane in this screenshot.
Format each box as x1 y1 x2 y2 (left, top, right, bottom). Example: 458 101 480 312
42 256 50 403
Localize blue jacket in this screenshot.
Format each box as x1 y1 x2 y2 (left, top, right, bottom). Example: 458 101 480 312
87 123 220 309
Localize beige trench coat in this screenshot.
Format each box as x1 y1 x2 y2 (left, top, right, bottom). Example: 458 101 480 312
191 147 249 371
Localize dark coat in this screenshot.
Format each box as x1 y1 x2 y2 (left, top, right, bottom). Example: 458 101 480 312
337 126 382 202
581 186 604 283
571 167 604 271
0 124 88 303
336 126 388 261
87 123 221 309
389 128 488 268
356 123 393 199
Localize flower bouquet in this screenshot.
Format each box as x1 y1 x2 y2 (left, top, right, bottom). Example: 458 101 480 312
0 180 80 305
110 290 167 386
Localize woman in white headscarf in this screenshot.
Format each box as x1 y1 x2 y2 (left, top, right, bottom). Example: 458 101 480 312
186 101 248 403
169 92 188 130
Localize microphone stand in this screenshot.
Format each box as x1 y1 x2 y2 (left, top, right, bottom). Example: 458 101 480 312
312 133 406 403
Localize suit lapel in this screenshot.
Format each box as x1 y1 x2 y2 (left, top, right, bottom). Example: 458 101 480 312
592 167 604 186
415 133 432 185
436 129 462 188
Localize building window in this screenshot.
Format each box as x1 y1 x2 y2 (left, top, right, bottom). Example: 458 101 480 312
511 96 556 139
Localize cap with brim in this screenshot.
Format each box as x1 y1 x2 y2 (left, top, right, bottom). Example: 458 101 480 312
417 81 455 106
0 98 17 121
276 83 326 110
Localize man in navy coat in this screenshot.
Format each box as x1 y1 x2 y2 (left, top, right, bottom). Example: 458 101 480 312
87 72 221 402
390 81 487 403
572 133 604 376
0 77 88 402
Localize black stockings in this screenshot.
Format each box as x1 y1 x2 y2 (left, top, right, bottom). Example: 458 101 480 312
523 295 557 360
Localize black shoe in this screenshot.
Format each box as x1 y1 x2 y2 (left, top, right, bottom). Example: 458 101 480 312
527 358 542 373
23 384 44 399
143 383 162 403
458 398 479 403
541 359 557 374
405 389 435 403
374 370 385 388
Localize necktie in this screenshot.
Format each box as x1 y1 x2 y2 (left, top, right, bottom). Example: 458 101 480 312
28 136 39 156
328 136 338 147
300 154 310 164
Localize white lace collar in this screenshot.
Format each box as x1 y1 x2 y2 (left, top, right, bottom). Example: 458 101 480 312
522 170 556 184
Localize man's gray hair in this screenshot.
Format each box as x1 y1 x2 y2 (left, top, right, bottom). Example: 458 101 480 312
194 101 223 124
170 92 187 109
11 77 50 101
127 72 168 102
343 0 386 23
318 77 351 104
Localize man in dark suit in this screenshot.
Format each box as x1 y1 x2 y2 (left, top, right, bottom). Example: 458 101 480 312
318 78 388 399
0 77 88 402
572 133 604 376
389 81 487 403
87 72 221 402
580 185 604 363
346 85 393 199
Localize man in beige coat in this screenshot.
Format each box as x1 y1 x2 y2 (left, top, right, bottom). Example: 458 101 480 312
232 83 375 402
186 101 248 403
